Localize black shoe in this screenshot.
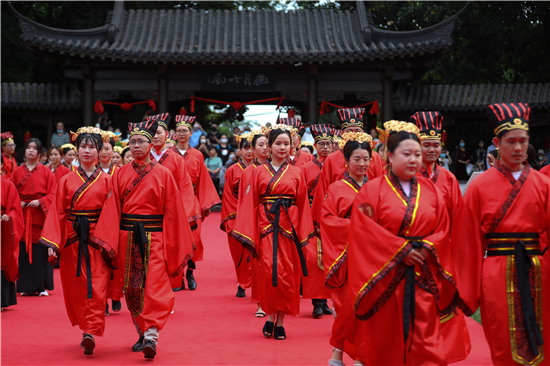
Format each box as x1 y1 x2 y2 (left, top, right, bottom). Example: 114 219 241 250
81 334 95 355
186 270 197 291
312 300 323 318
262 321 274 338
112 300 122 312
131 336 145 352
320 299 333 315
274 326 286 340
142 339 157 359
105 303 109 316
172 279 185 292
236 285 246 298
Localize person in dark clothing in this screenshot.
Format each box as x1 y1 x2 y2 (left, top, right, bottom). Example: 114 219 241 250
216 134 233 165
454 138 471 181
474 140 487 172
207 124 222 146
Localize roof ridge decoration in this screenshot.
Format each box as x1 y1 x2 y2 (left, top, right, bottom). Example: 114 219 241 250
10 1 465 64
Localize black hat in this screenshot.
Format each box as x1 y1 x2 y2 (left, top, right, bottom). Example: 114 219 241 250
310 124 335 141
410 111 443 140
146 113 171 131
486 103 530 136
337 108 364 130
128 120 158 142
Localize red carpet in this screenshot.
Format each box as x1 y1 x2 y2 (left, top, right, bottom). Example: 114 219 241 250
2 212 491 365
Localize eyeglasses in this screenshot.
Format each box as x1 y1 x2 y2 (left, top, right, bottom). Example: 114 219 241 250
316 142 331 148
175 130 188 134
128 140 149 146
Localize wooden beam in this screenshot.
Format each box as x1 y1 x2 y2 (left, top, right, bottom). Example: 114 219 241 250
82 65 94 126
307 65 318 124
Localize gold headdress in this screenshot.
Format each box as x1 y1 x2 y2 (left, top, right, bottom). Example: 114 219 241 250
300 141 314 148
70 127 110 143
103 130 120 143
235 132 251 145
245 127 269 144
270 124 297 139
60 143 77 152
383 120 420 138
113 146 124 154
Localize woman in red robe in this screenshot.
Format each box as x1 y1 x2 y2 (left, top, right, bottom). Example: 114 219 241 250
172 115 221 290
321 133 371 365
47 146 71 182
11 138 56 296
1 164 24 309
92 120 194 359
231 124 314 340
453 103 549 366
2 132 18 179
61 143 77 171
221 132 255 297
39 128 117 355
278 117 313 168
348 125 458 365
236 128 269 317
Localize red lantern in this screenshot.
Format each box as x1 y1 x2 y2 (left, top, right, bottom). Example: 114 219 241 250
231 101 243 111
120 102 133 112
24 131 31 143
179 107 187 115
441 130 448 144
288 109 295 118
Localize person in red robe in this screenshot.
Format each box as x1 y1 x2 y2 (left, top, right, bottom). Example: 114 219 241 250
92 120 194 359
172 115 221 290
147 113 198 292
300 124 336 317
39 127 117 355
410 111 471 363
278 117 313 168
47 146 72 182
11 138 56 296
61 143 77 172
321 132 371 365
2 132 18 180
539 163 550 177
453 103 549 366
221 132 255 297
1 163 24 309
311 108 383 228
165 133 177 150
231 124 314 340
112 145 123 167
236 128 270 317
348 124 458 365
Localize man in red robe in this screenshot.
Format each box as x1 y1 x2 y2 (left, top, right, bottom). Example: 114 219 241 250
278 118 313 168
172 115 221 290
411 110 471 363
1 132 17 180
454 102 549 366
92 120 194 359
147 113 198 292
311 108 383 228
300 124 335 317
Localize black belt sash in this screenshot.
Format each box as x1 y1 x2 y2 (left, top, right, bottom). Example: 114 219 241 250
71 211 101 299
120 214 163 290
485 232 544 356
401 236 425 363
262 195 308 287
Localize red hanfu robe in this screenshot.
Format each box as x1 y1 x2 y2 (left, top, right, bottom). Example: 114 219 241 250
2 154 17 180
172 146 220 262
348 174 457 365
231 161 314 316
539 164 550 177
288 149 313 169
418 164 471 363
453 162 550 366
39 167 116 336
151 149 197 289
311 150 383 227
64 162 76 172
221 160 252 289
300 158 331 299
1 175 24 282
320 172 363 358
49 163 72 183
92 160 194 333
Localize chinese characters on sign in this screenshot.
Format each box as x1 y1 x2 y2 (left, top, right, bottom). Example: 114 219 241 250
200 68 277 91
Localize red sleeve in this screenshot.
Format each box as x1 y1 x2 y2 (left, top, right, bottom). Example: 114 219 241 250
295 169 315 246
195 153 221 214
37 166 57 217
177 157 201 225
367 151 383 181
220 165 238 232
231 168 261 257
1 179 24 281
38 177 69 263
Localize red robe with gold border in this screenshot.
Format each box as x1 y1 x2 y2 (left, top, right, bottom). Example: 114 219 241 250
92 160 194 332
320 172 364 359
418 164 471 363
48 163 72 183
453 162 550 366
1 175 24 282
348 174 457 365
221 160 253 289
39 167 116 336
231 161 314 316
300 158 331 299
288 149 313 169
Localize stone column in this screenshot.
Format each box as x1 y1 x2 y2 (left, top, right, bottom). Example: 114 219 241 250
307 65 318 124
382 67 394 122
158 65 168 113
82 65 94 126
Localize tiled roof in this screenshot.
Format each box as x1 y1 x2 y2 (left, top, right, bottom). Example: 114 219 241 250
11 2 463 64
394 83 550 112
1 82 82 110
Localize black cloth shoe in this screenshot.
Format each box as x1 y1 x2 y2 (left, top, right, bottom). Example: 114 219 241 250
142 339 157 359
105 303 109 316
320 299 333 315
312 300 323 318
81 334 95 355
236 285 246 298
186 270 197 291
131 336 145 352
172 279 185 292
112 300 122 312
